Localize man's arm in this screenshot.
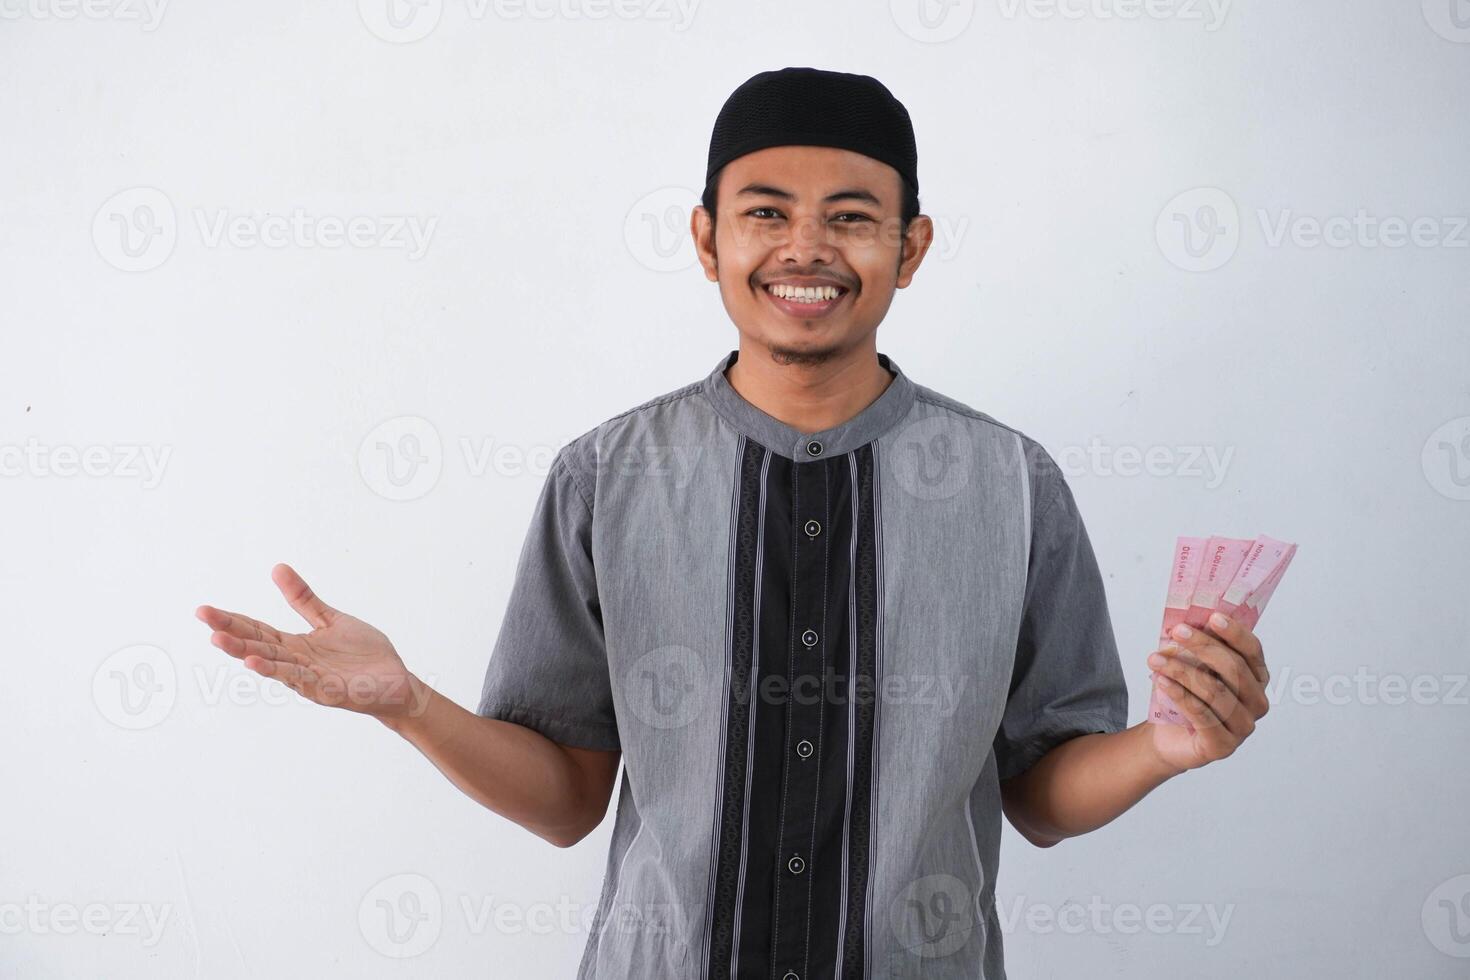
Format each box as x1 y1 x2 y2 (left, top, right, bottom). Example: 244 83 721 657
404 437 621 846
382 681 620 849
198 563 621 850
1000 722 1179 847
1000 611 1271 847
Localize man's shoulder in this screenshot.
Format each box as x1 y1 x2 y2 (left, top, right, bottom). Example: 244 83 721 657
910 381 1055 465
554 373 710 491
906 380 1071 517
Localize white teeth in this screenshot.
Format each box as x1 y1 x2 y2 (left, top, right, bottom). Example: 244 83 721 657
767 284 843 303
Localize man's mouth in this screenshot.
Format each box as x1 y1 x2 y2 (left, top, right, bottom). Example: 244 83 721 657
761 282 851 319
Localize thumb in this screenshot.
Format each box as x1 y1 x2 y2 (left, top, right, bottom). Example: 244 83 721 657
271 563 339 629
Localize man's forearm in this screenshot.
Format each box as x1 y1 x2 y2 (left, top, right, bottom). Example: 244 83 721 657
1001 721 1183 847
379 678 613 847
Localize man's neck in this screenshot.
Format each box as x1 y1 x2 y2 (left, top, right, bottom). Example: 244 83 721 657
724 342 895 436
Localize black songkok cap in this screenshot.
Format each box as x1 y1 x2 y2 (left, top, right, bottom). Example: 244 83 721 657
706 67 918 199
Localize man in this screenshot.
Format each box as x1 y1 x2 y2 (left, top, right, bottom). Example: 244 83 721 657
196 67 1271 979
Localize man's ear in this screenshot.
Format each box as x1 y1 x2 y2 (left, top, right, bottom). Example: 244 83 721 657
691 205 720 283
895 214 934 289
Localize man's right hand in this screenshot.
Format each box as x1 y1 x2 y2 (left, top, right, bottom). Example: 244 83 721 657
196 563 426 722
198 562 618 846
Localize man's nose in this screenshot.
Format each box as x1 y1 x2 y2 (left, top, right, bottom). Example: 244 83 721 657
774 214 837 261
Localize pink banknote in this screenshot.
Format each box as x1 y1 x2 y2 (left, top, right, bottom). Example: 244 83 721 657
1159 537 1208 646
1148 533 1297 731
1216 536 1297 631
1186 537 1254 627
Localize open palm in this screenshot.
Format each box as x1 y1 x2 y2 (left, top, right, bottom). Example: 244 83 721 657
196 563 422 719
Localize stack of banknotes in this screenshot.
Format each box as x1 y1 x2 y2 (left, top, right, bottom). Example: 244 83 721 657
1148 534 1298 730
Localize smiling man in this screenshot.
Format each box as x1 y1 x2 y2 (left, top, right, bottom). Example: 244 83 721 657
197 66 1271 979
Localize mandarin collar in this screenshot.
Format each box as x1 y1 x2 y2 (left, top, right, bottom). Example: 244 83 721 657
701 348 916 460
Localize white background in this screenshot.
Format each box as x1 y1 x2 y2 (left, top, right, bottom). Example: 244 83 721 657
3 0 1469 977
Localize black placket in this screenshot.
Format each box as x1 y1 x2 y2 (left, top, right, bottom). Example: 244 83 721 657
743 445 859 980
769 450 829 979
708 437 877 980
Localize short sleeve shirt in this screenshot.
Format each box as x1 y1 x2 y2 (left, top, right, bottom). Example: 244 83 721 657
476 348 1129 980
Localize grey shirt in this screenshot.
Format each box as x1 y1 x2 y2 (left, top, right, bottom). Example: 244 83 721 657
476 348 1129 979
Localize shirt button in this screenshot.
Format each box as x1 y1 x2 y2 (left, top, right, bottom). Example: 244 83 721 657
801 629 818 648
806 439 823 457
796 739 814 758
788 854 805 874
804 518 821 537
782 973 800 980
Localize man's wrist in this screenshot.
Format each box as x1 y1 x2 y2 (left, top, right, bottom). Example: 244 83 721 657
378 673 436 736
1131 721 1190 781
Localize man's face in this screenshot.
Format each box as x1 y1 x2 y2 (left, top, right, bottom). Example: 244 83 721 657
692 145 932 368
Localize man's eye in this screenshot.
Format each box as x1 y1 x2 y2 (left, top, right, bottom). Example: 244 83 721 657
744 209 873 223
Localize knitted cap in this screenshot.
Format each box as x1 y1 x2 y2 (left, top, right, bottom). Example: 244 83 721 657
705 67 918 198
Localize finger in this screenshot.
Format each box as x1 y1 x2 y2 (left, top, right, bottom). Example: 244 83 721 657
197 605 286 645
210 630 300 667
1153 671 1247 759
1151 668 1219 728
271 563 338 630
1189 637 1269 718
241 656 347 708
1151 651 1253 740
1160 630 1267 717
242 653 315 690
1201 612 1268 685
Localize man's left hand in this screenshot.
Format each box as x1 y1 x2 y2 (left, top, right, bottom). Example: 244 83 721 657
1146 612 1271 773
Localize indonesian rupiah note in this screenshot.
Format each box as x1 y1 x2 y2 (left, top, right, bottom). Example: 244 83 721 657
1148 534 1296 730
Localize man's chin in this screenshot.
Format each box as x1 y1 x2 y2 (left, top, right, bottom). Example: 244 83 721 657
730 314 858 364
764 334 847 368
